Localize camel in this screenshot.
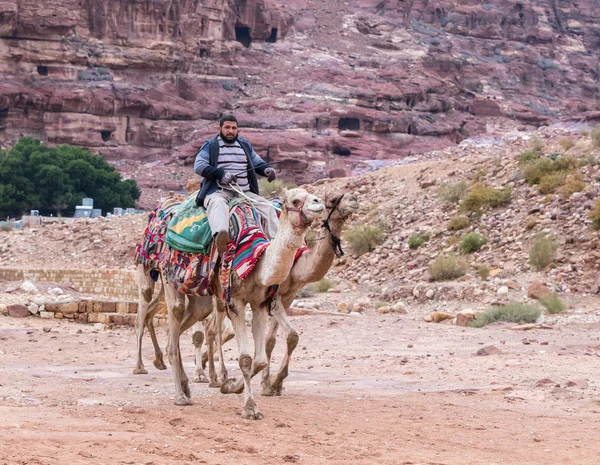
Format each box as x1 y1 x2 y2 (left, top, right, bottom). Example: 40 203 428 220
163 187 324 419
197 192 359 395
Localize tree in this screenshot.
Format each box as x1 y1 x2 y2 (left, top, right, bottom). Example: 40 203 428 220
0 138 141 218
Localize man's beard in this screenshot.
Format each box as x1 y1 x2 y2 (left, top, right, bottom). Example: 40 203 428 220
220 131 238 143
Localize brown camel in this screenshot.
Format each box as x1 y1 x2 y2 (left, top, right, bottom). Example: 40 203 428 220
197 192 359 395
164 188 324 419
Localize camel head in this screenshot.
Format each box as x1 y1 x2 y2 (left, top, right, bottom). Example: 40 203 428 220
322 192 359 221
280 188 324 228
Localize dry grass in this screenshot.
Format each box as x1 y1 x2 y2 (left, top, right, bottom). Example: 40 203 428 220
476 265 490 281
408 232 431 249
589 199 600 230
315 278 335 293
428 254 467 281
539 293 567 314
346 224 385 256
460 183 512 213
469 303 541 328
558 136 575 151
438 181 468 204
447 216 470 231
558 174 585 198
529 234 558 270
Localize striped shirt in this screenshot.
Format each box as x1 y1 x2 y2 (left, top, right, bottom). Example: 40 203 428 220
217 136 250 191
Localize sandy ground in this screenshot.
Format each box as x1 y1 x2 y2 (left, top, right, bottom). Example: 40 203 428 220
1 302 600 465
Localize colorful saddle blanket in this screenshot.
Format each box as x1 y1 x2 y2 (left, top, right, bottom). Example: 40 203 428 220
134 195 183 273
165 190 212 254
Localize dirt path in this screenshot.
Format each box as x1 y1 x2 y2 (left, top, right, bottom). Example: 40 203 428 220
1 312 599 465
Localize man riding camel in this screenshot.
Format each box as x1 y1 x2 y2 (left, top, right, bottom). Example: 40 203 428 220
194 114 279 253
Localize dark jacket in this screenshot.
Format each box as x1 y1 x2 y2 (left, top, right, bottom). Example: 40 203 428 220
194 135 269 207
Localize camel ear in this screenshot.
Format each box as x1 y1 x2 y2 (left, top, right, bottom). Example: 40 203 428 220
281 188 288 198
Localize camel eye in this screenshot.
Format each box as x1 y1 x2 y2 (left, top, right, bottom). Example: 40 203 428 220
292 199 300 207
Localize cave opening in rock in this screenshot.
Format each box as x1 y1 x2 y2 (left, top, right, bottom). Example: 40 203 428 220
266 28 278 43
332 145 351 156
235 26 252 48
37 65 48 76
100 130 113 142
407 124 414 135
338 117 360 131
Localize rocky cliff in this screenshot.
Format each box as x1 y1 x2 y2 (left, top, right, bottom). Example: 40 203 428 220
0 0 598 186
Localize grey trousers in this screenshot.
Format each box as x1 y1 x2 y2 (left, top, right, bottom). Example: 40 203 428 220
204 189 279 240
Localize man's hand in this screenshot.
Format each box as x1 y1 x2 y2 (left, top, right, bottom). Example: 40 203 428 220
221 171 236 185
264 167 277 182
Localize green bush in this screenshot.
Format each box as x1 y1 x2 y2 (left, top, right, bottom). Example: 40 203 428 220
538 172 567 194
529 234 558 270
460 183 512 213
476 265 490 281
460 232 487 254
0 137 140 217
259 178 297 198
558 174 585 198
539 293 567 314
346 224 385 256
517 149 542 166
591 127 600 148
428 254 467 281
590 199 600 230
438 181 468 204
447 215 470 231
315 278 335 293
469 303 541 328
408 232 431 249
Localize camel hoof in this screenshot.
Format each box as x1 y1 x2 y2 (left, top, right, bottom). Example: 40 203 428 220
242 409 264 420
153 359 167 371
174 396 193 406
192 373 209 384
133 366 148 375
220 378 244 394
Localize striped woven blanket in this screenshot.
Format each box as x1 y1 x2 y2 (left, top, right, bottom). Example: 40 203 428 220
134 195 183 273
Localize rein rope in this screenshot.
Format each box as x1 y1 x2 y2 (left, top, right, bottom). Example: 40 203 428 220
320 194 345 258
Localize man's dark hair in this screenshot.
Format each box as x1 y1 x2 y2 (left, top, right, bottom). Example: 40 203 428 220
219 114 238 127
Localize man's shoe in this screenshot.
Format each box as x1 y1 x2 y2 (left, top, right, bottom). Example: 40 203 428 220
215 231 230 255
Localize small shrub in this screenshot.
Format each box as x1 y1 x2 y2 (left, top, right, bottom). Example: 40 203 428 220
428 254 467 281
438 181 468 204
298 284 316 298
460 232 487 254
558 174 585 198
580 153 598 167
374 301 389 309
529 136 544 154
529 234 558 270
538 172 566 194
558 136 575 151
408 232 431 249
469 303 541 328
517 149 542 166
476 265 490 281
539 293 567 314
346 224 385 256
447 215 470 231
315 278 335 293
589 199 600 230
591 127 600 148
259 178 297 197
461 183 512 213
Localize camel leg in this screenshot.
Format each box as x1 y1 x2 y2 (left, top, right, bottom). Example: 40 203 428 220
164 283 192 406
220 300 264 420
191 321 209 383
133 267 156 374
266 301 299 396
213 299 231 385
260 317 280 396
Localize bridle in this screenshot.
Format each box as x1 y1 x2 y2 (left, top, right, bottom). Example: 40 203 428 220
283 195 310 228
321 194 345 258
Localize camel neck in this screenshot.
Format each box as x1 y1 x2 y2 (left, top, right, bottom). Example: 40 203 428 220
255 209 306 287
